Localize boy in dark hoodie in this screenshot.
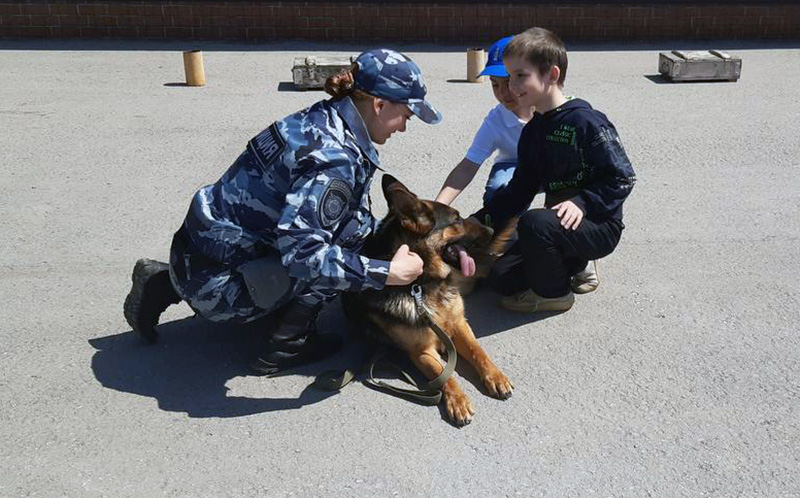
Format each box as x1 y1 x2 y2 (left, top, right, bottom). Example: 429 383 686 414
472 27 636 313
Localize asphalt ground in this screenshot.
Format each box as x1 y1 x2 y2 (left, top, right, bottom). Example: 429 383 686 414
1 40 799 497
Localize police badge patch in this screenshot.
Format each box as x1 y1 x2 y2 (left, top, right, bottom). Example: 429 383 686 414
319 179 352 228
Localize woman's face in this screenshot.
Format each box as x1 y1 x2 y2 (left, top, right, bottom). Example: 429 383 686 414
366 99 414 144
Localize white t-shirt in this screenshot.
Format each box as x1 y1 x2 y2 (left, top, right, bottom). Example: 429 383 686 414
464 104 527 166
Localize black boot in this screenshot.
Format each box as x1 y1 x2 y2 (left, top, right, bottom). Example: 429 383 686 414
123 259 181 343
251 301 343 376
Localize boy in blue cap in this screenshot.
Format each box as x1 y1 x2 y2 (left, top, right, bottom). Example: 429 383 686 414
435 36 532 209
124 49 441 375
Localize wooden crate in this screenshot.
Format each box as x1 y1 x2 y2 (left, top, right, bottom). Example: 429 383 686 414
658 50 741 82
292 55 357 90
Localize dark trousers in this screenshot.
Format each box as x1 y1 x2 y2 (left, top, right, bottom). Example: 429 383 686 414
489 209 624 298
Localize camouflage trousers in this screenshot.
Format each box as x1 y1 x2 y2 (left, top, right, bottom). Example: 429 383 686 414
168 227 330 324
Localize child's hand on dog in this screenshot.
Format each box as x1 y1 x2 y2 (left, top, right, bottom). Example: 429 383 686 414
552 200 584 230
386 244 424 285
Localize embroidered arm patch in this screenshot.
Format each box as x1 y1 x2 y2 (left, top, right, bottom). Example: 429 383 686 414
248 123 286 168
318 178 353 228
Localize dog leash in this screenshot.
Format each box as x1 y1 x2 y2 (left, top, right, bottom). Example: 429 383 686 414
314 284 457 406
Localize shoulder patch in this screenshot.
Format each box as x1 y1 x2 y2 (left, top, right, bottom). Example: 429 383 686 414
249 123 286 168
318 178 352 229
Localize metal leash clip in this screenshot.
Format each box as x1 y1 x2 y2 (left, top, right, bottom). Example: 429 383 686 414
411 283 425 309
411 283 435 318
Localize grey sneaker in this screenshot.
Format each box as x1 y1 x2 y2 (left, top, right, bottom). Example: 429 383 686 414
500 289 575 313
572 260 599 294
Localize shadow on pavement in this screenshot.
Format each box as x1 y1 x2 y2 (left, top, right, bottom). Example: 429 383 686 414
88 304 365 418
643 74 740 85
88 288 542 418
463 285 557 338
643 74 671 84
276 81 306 92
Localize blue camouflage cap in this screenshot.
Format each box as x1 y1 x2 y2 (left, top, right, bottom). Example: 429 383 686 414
479 36 513 77
354 48 442 125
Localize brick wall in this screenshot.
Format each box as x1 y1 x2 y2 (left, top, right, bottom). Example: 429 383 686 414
0 2 797 41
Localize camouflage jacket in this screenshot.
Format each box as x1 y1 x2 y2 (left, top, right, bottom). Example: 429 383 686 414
177 96 390 300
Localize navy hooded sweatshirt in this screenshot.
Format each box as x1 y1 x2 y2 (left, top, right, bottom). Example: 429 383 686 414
473 98 636 229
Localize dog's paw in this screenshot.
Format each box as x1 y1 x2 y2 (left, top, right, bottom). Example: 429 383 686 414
444 392 475 427
483 370 514 400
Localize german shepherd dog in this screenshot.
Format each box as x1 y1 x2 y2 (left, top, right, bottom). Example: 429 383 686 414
343 175 514 426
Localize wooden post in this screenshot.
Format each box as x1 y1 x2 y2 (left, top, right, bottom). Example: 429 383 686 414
467 48 485 83
183 50 206 87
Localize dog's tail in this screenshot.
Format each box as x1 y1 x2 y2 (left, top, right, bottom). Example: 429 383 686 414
462 217 519 291
487 217 518 259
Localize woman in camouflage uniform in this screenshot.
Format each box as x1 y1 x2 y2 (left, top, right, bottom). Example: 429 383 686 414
124 49 441 375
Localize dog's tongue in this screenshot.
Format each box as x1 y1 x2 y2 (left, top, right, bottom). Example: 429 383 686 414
455 244 476 277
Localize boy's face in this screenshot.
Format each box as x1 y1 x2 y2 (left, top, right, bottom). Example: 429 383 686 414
504 55 553 109
490 76 517 110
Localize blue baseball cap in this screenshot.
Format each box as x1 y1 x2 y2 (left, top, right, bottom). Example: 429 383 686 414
479 36 514 77
354 49 442 125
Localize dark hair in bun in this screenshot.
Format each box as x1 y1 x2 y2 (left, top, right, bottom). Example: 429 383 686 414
324 64 358 99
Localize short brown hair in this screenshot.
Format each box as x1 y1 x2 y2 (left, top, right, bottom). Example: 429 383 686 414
504 27 568 86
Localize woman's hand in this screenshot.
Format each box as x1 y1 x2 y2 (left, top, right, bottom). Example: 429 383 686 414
386 244 424 286
552 200 584 230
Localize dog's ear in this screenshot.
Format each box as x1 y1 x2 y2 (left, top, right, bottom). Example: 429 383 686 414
381 174 405 198
382 174 435 234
